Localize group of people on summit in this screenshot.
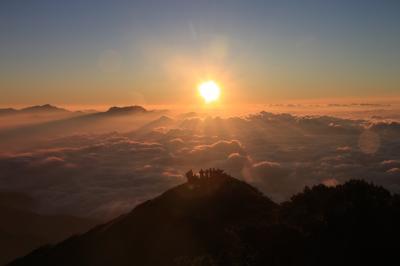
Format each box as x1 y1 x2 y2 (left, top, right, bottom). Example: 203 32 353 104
185 168 225 183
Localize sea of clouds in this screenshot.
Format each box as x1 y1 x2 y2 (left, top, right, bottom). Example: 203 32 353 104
0 111 399 220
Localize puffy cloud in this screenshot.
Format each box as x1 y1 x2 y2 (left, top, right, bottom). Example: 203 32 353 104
251 161 286 174
336 146 352 152
381 160 400 168
220 153 252 177
187 140 245 163
387 168 400 174
322 178 339 187
242 161 295 201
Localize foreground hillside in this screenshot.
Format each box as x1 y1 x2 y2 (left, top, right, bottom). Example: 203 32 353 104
0 192 97 265
9 171 400 266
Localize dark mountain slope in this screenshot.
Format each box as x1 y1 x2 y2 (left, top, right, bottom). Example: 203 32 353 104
281 180 400 266
8 174 400 266
0 192 97 265
10 173 303 266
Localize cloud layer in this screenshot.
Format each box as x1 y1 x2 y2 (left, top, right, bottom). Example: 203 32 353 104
1 111 399 220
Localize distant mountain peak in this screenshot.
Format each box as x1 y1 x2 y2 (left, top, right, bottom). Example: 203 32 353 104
21 104 68 113
105 105 147 115
0 108 17 115
0 104 70 115
0 104 69 116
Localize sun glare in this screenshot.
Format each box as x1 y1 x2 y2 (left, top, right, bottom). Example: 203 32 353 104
198 81 221 103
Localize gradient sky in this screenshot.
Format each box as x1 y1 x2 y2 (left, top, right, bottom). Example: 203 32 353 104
1 0 400 107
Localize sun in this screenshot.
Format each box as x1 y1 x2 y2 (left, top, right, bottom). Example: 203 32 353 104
198 80 221 103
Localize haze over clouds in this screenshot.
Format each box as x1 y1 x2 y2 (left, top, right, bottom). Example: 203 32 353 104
1 107 399 220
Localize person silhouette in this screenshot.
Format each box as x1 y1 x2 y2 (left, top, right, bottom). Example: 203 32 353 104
211 168 215 177
185 169 196 183
199 169 204 178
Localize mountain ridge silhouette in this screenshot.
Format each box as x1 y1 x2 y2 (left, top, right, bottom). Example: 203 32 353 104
8 171 400 266
0 104 69 116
